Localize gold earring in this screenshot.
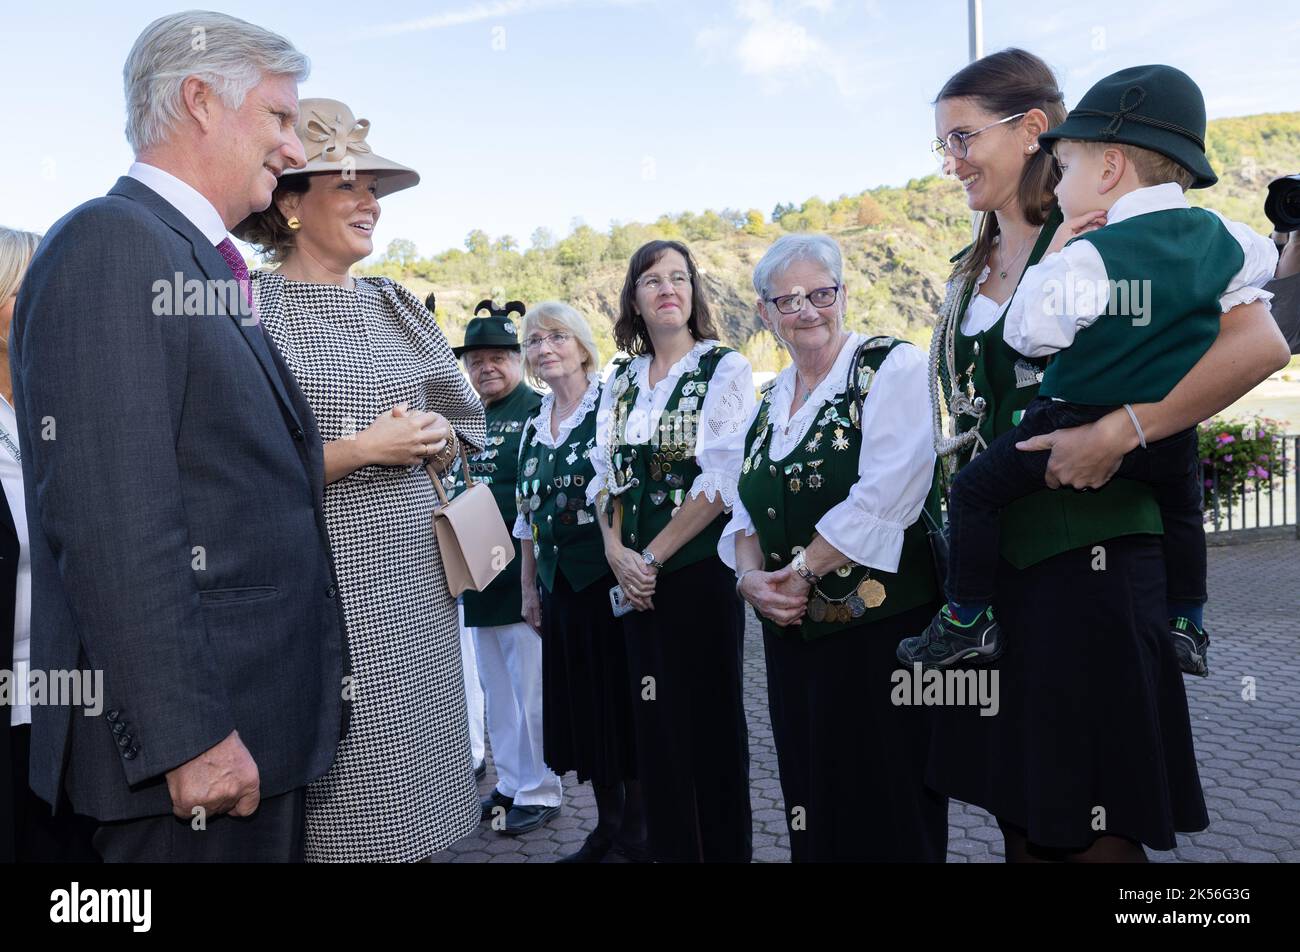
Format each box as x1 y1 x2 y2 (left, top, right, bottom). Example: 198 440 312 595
287 216 301 230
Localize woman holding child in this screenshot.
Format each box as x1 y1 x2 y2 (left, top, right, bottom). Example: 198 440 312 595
921 49 1289 861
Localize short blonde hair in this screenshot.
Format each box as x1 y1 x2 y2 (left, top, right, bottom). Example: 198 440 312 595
1067 139 1196 190
520 301 600 386
0 227 42 303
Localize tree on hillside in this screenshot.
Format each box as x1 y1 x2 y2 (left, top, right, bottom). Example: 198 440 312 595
856 194 886 228
385 238 418 268
744 209 769 237
494 235 519 253
465 229 490 255
772 201 797 223
530 227 556 251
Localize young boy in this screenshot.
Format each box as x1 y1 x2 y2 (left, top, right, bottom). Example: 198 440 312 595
898 64 1278 674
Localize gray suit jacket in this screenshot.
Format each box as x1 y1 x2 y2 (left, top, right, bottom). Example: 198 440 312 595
11 176 349 821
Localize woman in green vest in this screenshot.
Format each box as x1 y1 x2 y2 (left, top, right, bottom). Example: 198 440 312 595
723 233 948 862
588 240 756 863
925 49 1290 861
513 301 644 863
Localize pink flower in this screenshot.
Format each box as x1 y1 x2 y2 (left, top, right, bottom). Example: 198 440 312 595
1204 478 1214 488
1216 433 1236 444
1224 454 1233 462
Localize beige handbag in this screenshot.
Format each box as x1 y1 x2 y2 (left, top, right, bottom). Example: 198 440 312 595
429 443 515 597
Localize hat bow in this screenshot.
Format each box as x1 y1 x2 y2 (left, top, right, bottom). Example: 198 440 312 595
302 106 374 165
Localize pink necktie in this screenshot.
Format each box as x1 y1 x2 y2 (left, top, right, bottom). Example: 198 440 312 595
216 237 257 321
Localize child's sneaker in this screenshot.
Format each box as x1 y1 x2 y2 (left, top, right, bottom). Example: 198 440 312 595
897 605 1003 669
1169 617 1209 677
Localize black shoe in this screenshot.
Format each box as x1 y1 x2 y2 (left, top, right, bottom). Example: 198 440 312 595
1170 617 1210 677
897 605 1003 669
474 761 487 781
500 803 561 836
480 789 513 823
555 831 612 863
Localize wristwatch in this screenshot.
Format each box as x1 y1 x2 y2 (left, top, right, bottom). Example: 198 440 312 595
790 550 820 585
641 549 664 571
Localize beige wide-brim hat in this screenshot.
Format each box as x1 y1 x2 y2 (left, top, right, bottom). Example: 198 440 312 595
233 97 419 239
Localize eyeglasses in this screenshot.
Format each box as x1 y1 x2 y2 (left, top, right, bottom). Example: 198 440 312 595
636 271 691 293
931 113 1026 160
765 285 840 315
524 331 572 351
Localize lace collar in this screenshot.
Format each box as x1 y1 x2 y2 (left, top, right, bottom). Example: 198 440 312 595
532 374 601 448
765 332 865 435
628 339 720 392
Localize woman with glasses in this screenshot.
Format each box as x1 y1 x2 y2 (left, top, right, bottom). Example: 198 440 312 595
588 240 756 862
719 234 947 862
923 50 1286 862
513 302 645 863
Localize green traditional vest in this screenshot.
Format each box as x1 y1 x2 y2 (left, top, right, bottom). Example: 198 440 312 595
944 207 1162 570
1041 207 1243 405
516 395 609 594
455 382 543 627
738 337 941 642
607 344 733 574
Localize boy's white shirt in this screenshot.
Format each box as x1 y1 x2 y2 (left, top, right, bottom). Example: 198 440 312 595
1003 182 1280 358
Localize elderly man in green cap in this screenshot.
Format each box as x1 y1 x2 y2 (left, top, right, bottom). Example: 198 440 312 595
451 300 562 836
901 64 1282 678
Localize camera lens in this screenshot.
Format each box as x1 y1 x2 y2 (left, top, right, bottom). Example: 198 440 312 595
1265 175 1300 233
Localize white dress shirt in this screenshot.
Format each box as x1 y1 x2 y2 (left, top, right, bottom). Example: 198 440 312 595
127 161 229 246
1004 183 1279 357
586 340 755 509
1 397 32 726
718 333 936 575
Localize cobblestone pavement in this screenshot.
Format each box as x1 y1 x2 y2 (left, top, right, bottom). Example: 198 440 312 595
432 538 1300 863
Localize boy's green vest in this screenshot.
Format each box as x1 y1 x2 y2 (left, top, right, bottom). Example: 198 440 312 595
454 382 542 627
943 208 1162 570
606 345 733 574
516 401 609 594
1041 207 1243 405
738 337 941 642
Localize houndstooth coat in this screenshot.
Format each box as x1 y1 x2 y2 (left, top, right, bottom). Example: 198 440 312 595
253 271 484 862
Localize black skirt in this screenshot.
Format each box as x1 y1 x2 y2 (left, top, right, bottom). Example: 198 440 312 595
764 602 949 862
926 533 1209 851
622 557 752 862
540 571 636 786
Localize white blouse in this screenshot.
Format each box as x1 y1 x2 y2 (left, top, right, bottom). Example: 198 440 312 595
1004 183 1278 357
718 332 936 575
512 374 601 541
961 261 1005 336
585 339 755 510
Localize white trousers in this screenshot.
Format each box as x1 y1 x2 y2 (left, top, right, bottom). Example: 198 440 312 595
458 604 485 768
471 621 563 806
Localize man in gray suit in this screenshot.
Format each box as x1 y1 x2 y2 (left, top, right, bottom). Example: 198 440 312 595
10 11 349 861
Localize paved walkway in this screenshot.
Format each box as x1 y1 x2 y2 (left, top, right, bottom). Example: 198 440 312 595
432 537 1300 862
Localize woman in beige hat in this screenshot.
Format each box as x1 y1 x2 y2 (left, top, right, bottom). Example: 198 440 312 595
238 99 484 862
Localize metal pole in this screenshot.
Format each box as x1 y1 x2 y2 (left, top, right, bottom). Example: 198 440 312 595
969 0 984 62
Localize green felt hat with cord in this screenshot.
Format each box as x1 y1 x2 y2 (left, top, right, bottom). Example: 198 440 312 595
1038 64 1217 189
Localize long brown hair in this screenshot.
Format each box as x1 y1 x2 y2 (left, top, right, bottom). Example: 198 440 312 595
614 240 719 357
935 48 1066 284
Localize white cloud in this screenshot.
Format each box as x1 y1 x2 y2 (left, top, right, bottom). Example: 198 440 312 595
362 0 644 39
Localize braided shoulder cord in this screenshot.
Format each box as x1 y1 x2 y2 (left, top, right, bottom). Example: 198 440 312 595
929 273 988 470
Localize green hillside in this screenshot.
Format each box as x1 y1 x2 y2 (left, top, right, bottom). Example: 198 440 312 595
353 112 1299 373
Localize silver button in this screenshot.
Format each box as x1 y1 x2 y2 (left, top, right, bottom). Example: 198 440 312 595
973 340 981 355
769 464 777 477
767 508 777 520
769 552 781 563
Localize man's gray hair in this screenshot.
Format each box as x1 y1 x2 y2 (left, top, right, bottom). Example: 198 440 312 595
123 11 310 153
752 233 844 299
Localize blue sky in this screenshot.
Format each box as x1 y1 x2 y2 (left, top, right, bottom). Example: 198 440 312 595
4 0 1298 259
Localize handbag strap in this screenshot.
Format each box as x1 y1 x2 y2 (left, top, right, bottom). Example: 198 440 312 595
430 437 475 509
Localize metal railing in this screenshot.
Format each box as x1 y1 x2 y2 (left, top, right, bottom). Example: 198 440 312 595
1204 433 1299 543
